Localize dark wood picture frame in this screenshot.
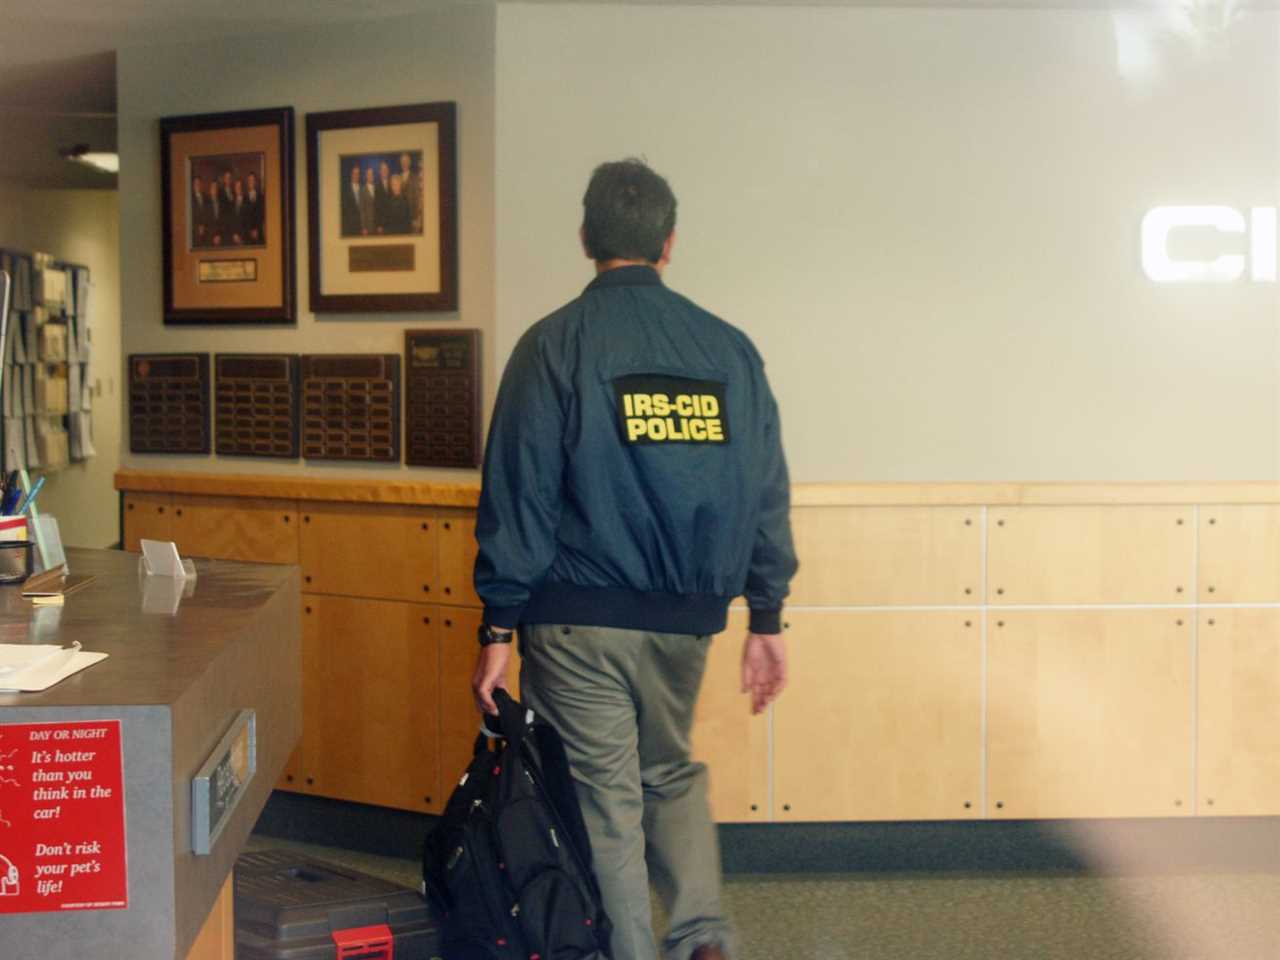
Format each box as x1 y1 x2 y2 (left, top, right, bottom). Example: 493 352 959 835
160 107 296 326
306 102 458 313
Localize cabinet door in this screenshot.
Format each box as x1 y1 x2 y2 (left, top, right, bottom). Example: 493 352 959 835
789 506 982 606
171 495 299 564
988 610 1191 819
293 595 440 812
691 610 769 822
299 503 438 602
987 506 1193 604
437 509 480 606
1199 609 1280 815
773 611 982 822
438 606 486 801
1199 506 1280 603
122 493 174 551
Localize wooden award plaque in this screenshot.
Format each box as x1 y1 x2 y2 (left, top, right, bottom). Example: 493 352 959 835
214 354 300 458
128 353 211 454
405 329 480 469
299 354 400 462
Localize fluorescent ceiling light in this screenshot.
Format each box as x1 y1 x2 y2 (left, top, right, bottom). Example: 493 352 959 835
61 144 118 174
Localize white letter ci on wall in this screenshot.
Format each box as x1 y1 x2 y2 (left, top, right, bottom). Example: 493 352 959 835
1142 205 1278 283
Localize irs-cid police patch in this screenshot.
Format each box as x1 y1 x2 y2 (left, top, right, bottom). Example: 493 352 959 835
613 374 729 445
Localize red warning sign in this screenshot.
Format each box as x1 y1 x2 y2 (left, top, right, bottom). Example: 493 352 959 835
0 720 128 913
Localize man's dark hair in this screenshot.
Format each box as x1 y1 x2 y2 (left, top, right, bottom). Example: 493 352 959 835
582 159 676 263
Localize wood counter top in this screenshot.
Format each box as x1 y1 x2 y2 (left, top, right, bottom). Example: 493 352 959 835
116 469 1280 507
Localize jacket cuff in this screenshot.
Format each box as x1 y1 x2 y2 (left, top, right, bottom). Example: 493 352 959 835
749 607 783 635
484 605 525 630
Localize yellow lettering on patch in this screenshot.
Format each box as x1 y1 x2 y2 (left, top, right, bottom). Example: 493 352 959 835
706 419 724 441
623 394 635 417
627 419 647 441
633 394 653 416
675 395 694 417
652 394 670 417
687 419 707 440
700 396 720 417
647 417 668 441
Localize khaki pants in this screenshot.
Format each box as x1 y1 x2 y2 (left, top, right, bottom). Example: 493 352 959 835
519 624 733 960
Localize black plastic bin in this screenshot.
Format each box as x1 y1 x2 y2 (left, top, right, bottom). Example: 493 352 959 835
234 849 441 960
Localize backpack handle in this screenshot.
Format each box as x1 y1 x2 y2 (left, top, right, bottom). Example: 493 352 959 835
478 688 533 747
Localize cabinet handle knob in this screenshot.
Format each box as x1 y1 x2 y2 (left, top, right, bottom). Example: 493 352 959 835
286 774 294 783
445 619 453 627
421 522 429 531
306 777 314 786
305 575 312 584
423 584 430 593
176 509 183 517
444 587 452 595
127 503 134 511
782 804 791 812
283 515 290 523
996 801 1004 809
305 606 312 614
158 507 165 514
423 617 431 625
750 804 758 812
424 796 432 805
444 521 452 530
304 515 310 523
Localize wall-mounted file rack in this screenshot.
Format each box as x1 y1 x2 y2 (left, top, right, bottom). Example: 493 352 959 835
0 249 94 474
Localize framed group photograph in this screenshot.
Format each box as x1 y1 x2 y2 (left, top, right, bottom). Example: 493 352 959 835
160 107 296 325
306 102 458 313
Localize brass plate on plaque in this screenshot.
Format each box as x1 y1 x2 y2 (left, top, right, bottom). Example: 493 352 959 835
129 353 211 454
348 244 415 273
405 329 480 469
300 354 400 462
215 354 300 458
198 259 259 283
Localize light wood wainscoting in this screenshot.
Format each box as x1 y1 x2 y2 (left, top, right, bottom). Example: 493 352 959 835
117 472 1280 823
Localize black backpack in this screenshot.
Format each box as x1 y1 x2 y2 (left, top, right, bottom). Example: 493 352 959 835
423 689 613 960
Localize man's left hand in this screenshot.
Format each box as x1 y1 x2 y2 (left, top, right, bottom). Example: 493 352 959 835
471 642 512 716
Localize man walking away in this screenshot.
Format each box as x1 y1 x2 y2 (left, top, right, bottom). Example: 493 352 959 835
472 158 797 960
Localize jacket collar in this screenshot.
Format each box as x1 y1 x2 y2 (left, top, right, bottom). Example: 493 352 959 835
584 264 663 293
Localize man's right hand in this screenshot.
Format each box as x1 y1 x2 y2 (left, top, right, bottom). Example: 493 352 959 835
741 632 787 715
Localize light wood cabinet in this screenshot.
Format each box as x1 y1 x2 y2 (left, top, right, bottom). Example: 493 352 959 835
291 595 440 812
987 506 1193 604
691 610 769 822
438 605 484 805
773 610 982 822
1198 609 1280 815
789 506 982 606
987 610 1192 819
299 503 438 602
170 495 299 564
437 509 481 606
1199 506 1280 603
122 492 174 551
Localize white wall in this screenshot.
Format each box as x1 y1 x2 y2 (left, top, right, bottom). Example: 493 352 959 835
0 185 122 548
117 4 495 479
496 4 1280 482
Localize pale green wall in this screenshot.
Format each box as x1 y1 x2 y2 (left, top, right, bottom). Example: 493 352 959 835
116 4 496 481
495 4 1280 482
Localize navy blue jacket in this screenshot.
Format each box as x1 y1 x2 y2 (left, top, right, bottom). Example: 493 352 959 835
475 265 797 636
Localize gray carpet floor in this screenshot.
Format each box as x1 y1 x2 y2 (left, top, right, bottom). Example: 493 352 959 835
242 836 1280 959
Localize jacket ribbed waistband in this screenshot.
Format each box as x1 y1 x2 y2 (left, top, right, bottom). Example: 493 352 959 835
521 583 732 637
